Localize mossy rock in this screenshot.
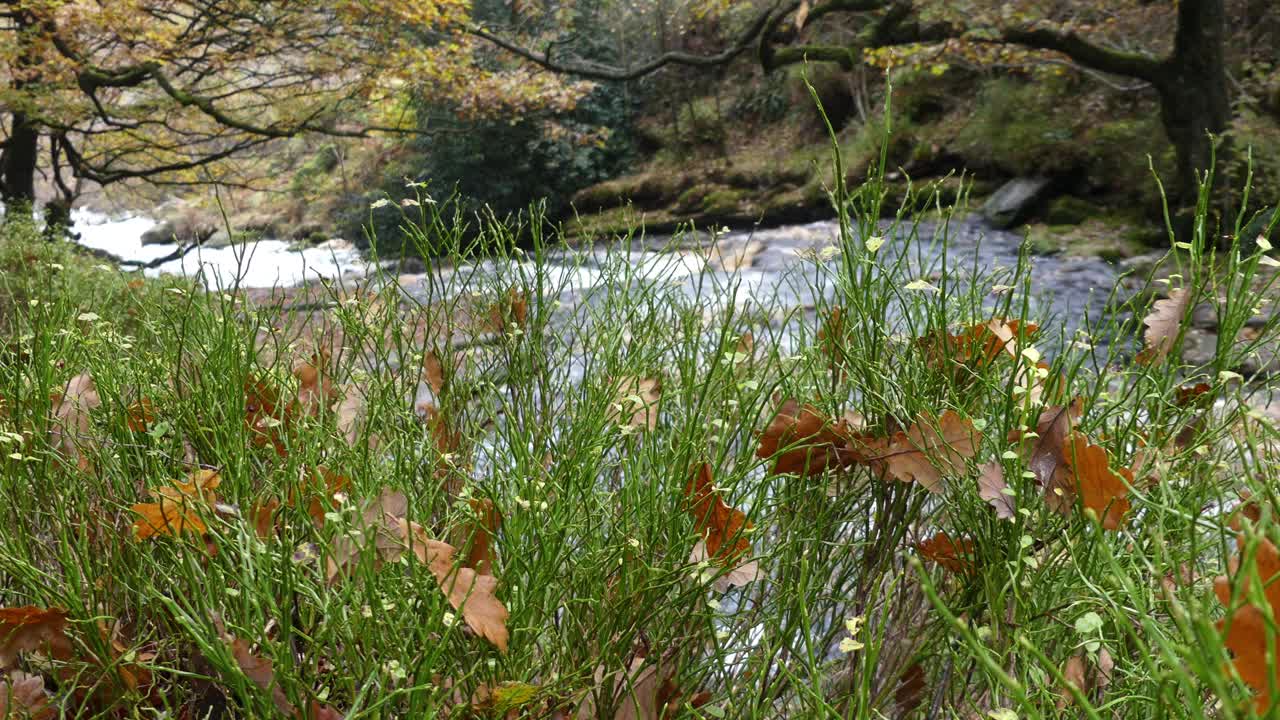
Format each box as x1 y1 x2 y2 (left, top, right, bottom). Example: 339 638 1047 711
675 185 711 213
701 188 745 216
1045 196 1098 226
1024 225 1064 256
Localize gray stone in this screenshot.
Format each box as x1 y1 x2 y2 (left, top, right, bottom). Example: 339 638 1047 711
981 177 1052 228
140 220 178 245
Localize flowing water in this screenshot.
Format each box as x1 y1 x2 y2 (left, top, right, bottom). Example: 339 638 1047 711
73 210 1124 334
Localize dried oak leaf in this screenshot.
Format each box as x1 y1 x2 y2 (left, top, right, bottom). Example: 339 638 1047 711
1057 648 1114 709
0 671 54 719
577 654 664 720
452 497 503 576
50 372 101 472
126 397 155 433
1215 533 1280 712
894 662 927 717
131 469 221 540
0 606 72 669
684 463 760 588
227 636 296 716
292 350 340 418
1137 287 1191 365
1012 398 1084 501
918 319 1038 370
859 410 981 493
1063 433 1132 530
327 491 509 651
977 462 1016 520
914 531 975 575
606 376 662 432
755 398 846 476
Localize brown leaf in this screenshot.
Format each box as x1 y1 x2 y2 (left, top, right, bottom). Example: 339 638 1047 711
423 348 446 396
132 469 222 540
50 372 101 472
860 411 981 493
1214 533 1280 712
1138 287 1191 365
977 462 1015 519
1017 399 1084 499
794 0 811 30
1062 433 1131 531
228 637 295 716
293 350 340 418
914 532 975 575
755 398 846 476
607 376 662 432
578 655 663 720
454 497 503 576
252 499 282 540
126 397 156 433
0 671 54 719
684 463 760 588
894 662 927 717
1057 648 1116 709
0 607 72 669
918 319 1038 371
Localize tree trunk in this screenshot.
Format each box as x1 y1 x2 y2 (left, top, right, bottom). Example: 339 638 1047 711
1 111 40 205
1155 0 1230 203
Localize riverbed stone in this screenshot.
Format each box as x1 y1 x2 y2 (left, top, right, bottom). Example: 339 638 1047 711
981 177 1052 228
140 220 178 245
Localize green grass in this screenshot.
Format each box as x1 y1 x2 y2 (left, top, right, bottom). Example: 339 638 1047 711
3 125 1280 720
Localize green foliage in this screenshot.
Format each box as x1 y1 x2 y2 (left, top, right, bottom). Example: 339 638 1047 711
954 76 1080 176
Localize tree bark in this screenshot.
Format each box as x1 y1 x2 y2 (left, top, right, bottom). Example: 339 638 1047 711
1153 0 1230 203
1 111 40 205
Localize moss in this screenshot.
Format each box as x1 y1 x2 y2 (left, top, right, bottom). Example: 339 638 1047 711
1025 225 1064 256
700 188 745 216
1045 196 1098 226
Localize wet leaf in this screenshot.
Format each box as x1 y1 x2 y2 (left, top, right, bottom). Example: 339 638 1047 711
1061 433 1131 531
126 397 156 433
131 469 221 540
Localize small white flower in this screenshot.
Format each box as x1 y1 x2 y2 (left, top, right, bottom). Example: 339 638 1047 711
627 537 641 549
1261 256 1280 268
818 245 841 261
1258 235 1273 251
1020 347 1041 364
441 611 457 627
370 198 392 209
401 198 420 207
77 312 101 323
864 235 885 253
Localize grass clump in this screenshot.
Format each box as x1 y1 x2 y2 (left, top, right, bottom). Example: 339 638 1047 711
2 108 1280 720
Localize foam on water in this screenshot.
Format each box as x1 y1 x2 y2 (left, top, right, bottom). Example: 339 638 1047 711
71 208 368 289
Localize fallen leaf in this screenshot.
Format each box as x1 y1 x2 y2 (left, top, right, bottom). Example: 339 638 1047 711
977 462 1015 519
894 662 927 717
756 398 846 476
293 350 340 418
454 497 503 576
252 499 282 540
915 532 975 574
126 397 155 433
795 0 811 30
0 606 72 669
1057 648 1115 708
228 637 295 716
606 376 662 432
1214 533 1280 712
0 671 54 719
132 469 222 540
50 372 101 472
1138 287 1191 365
859 411 981 493
1061 433 1131 531
578 654 663 720
685 463 759 588
1015 399 1083 502
919 319 1038 371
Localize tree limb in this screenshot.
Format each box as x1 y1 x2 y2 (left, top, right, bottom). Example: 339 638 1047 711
471 1 784 82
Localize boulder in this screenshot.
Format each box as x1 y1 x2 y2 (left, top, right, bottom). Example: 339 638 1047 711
140 220 178 245
981 177 1052 228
